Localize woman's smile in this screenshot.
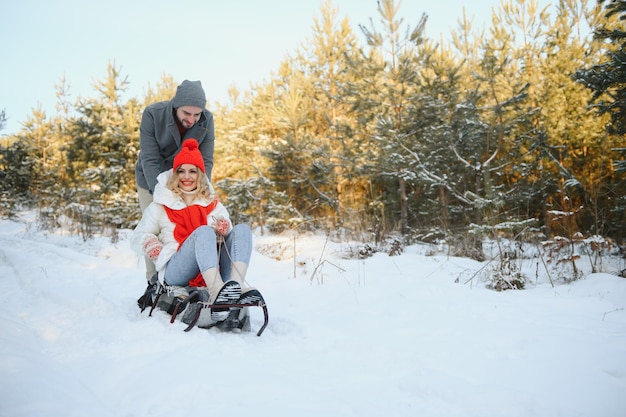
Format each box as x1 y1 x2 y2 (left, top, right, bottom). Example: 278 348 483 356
176 164 199 192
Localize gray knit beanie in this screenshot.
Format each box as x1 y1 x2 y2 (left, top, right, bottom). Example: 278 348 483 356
171 80 207 109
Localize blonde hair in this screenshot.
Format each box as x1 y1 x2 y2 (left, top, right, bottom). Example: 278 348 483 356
167 169 214 200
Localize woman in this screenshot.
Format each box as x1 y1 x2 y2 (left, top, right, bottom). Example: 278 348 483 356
131 139 256 322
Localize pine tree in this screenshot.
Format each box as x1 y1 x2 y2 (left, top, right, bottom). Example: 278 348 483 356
573 0 626 241
63 62 140 235
299 0 366 233
396 0 544 256
531 0 616 238
0 140 36 218
343 0 431 240
15 105 59 225
575 0 626 135
221 0 367 232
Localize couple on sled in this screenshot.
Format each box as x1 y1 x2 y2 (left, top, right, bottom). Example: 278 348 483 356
131 139 266 334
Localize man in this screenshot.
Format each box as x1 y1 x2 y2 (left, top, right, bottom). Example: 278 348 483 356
135 79 215 280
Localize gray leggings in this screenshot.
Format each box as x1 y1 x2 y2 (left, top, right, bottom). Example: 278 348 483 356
163 224 253 287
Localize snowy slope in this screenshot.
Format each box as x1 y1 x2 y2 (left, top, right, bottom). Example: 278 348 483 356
0 215 625 417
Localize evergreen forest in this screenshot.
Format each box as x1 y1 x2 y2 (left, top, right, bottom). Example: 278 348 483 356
1 0 625 262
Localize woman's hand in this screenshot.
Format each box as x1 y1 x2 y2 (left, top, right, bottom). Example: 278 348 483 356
143 236 163 261
212 217 231 236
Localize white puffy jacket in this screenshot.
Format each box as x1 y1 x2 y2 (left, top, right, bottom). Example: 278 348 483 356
131 169 231 283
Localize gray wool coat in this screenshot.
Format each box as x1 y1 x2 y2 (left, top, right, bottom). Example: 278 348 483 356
135 101 215 193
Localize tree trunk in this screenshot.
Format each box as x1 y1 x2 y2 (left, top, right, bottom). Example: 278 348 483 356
399 178 408 235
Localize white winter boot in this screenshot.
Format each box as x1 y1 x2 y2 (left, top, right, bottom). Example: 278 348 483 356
231 261 264 305
201 267 241 321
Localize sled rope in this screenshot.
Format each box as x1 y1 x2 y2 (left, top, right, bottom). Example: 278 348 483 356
220 237 252 289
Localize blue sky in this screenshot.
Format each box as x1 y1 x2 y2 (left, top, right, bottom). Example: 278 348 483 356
1 0 551 136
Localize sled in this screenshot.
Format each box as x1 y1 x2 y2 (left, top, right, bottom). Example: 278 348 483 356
139 283 269 337
171 292 269 336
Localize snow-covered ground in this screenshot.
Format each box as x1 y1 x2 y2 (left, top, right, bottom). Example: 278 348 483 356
1 214 625 417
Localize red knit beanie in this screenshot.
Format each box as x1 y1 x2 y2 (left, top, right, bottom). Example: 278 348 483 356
174 139 205 173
